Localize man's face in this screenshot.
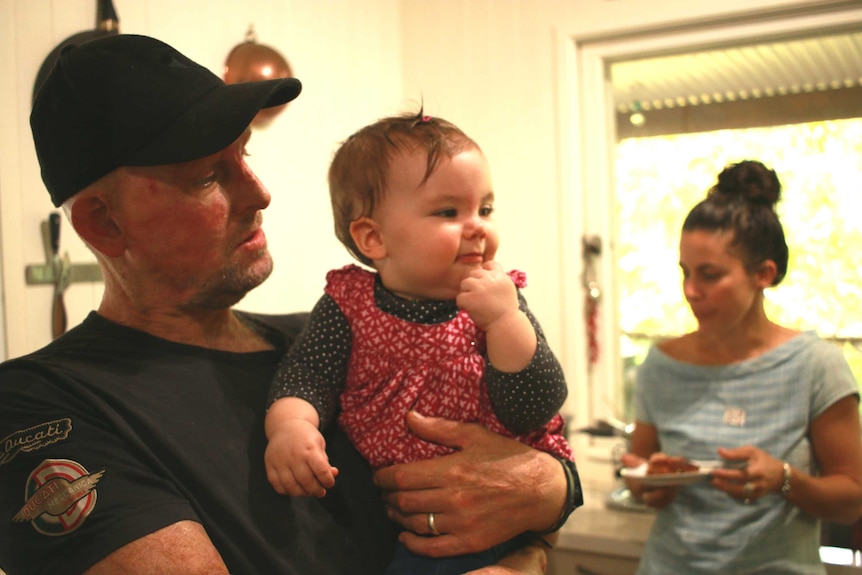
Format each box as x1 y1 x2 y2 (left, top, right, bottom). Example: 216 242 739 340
110 129 274 310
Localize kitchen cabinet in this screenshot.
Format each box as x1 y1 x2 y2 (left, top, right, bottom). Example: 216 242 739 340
547 488 653 575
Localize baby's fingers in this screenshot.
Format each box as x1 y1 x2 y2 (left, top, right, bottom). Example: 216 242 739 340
304 448 336 486
290 463 331 497
266 465 309 497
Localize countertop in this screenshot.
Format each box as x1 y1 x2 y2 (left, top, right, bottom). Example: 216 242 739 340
554 455 655 559
552 456 862 573
555 486 654 559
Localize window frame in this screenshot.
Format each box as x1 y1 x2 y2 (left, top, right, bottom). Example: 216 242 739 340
559 4 862 441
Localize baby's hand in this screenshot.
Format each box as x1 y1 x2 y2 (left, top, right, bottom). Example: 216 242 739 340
264 418 338 497
456 261 519 331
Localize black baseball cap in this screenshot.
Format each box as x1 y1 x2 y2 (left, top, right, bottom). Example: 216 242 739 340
31 34 302 207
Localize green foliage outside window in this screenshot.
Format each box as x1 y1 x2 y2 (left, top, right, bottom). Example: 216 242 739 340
614 119 862 419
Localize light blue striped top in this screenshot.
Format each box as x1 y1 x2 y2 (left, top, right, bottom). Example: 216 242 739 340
634 331 859 575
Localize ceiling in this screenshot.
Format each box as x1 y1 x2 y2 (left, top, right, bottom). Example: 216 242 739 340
610 30 862 113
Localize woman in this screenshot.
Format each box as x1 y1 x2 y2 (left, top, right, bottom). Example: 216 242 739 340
622 160 862 574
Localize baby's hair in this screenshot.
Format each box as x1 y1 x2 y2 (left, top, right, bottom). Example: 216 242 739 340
328 107 479 266
683 160 789 285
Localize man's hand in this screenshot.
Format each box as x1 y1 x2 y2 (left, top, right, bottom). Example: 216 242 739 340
373 412 567 558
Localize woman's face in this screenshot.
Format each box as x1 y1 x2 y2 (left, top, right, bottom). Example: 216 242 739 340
679 229 768 335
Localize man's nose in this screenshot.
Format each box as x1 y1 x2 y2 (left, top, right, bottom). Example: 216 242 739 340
233 162 271 211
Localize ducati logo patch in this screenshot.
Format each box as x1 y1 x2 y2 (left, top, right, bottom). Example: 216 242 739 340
0 418 72 465
12 459 105 536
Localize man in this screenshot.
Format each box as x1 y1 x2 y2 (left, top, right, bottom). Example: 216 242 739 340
0 35 580 574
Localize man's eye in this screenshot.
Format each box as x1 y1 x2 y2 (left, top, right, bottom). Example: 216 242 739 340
198 173 217 187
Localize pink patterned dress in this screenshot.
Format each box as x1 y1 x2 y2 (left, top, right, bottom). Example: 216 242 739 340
271 264 572 469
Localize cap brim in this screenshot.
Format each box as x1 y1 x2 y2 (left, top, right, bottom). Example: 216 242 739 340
125 76 301 166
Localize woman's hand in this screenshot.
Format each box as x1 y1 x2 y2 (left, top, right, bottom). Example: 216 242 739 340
621 452 679 509
373 411 568 558
710 445 784 503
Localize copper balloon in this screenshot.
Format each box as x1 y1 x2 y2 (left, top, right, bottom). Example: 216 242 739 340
224 39 293 128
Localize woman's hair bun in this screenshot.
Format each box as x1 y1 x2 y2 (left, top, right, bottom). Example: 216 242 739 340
710 160 781 207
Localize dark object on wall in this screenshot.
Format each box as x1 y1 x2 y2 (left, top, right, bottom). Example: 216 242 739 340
32 0 120 104
25 214 103 340
224 25 293 129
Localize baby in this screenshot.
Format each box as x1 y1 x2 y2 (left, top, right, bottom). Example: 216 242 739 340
265 110 575 574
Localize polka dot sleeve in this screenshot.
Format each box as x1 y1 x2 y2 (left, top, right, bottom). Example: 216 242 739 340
485 292 568 434
267 295 352 428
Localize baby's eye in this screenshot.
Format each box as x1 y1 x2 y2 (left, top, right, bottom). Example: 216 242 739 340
434 208 457 218
479 206 494 217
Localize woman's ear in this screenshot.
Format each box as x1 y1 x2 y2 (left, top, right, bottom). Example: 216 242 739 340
70 194 125 258
349 217 386 261
755 259 778 288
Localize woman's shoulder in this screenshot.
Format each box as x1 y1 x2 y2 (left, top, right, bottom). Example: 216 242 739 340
655 333 696 361
657 324 805 365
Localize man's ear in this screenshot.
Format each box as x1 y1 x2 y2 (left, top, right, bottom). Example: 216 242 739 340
349 217 386 261
70 195 125 258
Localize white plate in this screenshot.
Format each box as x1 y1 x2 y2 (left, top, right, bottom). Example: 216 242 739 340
620 460 723 487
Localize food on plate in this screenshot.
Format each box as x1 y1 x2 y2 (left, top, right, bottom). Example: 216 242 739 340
647 457 699 475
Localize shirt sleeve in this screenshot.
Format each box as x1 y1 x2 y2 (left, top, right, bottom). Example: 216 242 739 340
267 295 352 428
633 347 659 425
484 291 568 434
0 368 198 575
808 337 860 419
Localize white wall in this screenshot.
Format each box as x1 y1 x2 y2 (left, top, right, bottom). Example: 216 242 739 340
396 0 844 424
0 0 403 359
0 0 837 399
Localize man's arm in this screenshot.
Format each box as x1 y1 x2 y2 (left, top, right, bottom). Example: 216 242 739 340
466 540 550 575
82 521 229 575
373 412 577 558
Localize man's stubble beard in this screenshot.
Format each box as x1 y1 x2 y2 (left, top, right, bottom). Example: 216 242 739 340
183 250 274 310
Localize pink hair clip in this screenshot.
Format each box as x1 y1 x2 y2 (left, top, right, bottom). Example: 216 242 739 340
421 115 432 122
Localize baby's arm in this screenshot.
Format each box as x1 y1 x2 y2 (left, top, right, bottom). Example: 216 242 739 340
264 396 338 497
460 263 569 434
264 295 353 497
457 261 537 372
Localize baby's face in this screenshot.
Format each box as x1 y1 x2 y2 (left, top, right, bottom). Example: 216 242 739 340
371 146 499 301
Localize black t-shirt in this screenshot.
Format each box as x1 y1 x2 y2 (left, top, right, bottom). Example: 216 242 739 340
0 311 395 575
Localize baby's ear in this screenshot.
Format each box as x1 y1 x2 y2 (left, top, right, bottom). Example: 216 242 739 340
349 217 386 261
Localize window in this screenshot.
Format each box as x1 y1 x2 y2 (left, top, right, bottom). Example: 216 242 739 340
570 5 862 429
614 119 862 421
